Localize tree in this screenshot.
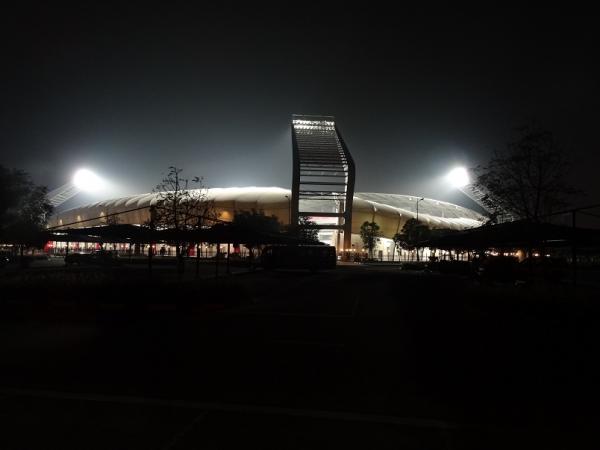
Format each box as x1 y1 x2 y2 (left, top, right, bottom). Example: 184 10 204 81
392 232 404 262
474 124 579 222
394 218 431 261
0 165 53 247
152 167 215 232
233 209 281 234
233 209 281 260
359 221 380 259
150 166 215 269
297 216 319 242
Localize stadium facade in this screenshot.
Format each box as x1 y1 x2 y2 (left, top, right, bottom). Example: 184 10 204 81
49 115 486 260
49 187 485 260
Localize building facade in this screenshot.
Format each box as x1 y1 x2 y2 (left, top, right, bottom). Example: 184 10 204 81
291 115 355 249
49 187 485 260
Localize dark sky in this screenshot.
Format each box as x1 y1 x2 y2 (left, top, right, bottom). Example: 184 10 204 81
2 4 599 209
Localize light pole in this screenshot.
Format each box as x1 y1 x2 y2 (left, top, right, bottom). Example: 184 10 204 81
415 197 424 262
416 197 424 223
284 194 291 226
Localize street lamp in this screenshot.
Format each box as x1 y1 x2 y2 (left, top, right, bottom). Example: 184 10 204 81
416 197 424 223
284 194 291 225
415 197 425 262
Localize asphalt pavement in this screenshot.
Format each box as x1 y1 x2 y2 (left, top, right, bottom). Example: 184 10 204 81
1 265 599 448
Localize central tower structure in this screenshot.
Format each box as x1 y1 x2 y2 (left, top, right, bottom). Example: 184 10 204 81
291 115 356 249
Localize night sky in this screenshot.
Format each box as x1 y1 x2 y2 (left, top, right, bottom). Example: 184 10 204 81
2 5 599 210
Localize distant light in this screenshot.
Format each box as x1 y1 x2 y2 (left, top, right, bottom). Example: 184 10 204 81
73 169 104 192
447 167 470 188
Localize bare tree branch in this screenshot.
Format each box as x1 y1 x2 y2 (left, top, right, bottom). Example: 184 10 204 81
474 124 580 222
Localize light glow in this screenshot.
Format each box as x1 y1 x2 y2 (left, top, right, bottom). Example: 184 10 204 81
447 167 470 188
73 169 104 192
292 119 335 131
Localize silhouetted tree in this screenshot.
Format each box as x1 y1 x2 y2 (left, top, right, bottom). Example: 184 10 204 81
0 165 52 248
152 167 215 231
233 209 281 234
360 221 380 259
474 124 579 222
298 216 319 242
391 232 404 262
150 166 215 270
394 218 431 261
233 209 281 260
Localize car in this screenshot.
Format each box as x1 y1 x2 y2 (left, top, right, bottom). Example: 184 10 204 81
65 250 120 266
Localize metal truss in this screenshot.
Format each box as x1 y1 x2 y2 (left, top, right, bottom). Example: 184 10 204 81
460 184 516 223
47 183 80 207
291 115 356 249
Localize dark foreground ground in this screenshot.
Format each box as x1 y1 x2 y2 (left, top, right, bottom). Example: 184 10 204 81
1 264 599 449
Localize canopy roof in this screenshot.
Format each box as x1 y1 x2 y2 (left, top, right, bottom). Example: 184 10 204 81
425 221 600 250
50 187 486 235
46 223 318 246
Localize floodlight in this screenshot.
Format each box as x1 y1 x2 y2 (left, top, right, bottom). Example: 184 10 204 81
447 167 470 189
73 169 104 192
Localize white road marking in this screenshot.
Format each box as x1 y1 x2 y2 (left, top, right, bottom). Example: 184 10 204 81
0 386 456 430
235 311 355 319
160 412 208 450
269 339 345 348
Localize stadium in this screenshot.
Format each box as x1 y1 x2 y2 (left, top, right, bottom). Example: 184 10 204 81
49 187 484 260
48 116 485 260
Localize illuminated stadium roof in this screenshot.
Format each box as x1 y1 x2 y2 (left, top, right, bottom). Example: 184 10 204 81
355 192 482 221
51 187 485 237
